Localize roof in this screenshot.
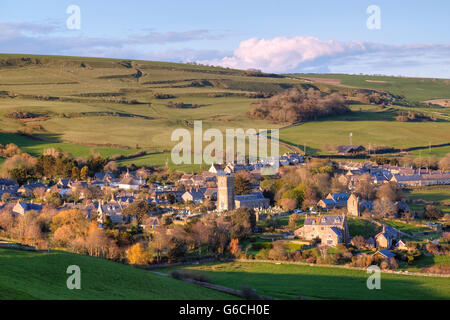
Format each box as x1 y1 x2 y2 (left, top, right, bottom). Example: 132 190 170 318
0 179 19 186
375 225 397 240
421 173 450 180
330 227 343 237
318 198 335 206
376 249 396 258
14 201 43 212
235 192 267 202
204 188 217 196
327 193 349 202
119 176 139 185
392 174 422 182
183 190 204 201
304 215 344 226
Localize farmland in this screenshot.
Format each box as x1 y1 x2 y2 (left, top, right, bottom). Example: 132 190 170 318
161 261 450 300
0 54 449 171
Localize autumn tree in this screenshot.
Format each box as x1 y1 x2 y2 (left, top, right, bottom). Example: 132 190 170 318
149 227 171 263
376 182 403 202
228 238 241 258
288 213 301 229
268 241 288 261
351 235 366 249
354 174 376 200
80 166 89 180
191 221 212 256
373 199 397 218
280 198 297 211
126 243 152 265
438 153 450 171
425 205 443 220
50 209 90 243
229 208 256 240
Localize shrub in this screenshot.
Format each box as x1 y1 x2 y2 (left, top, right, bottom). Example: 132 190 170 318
170 270 211 283
153 93 175 99
241 285 262 300
255 248 270 260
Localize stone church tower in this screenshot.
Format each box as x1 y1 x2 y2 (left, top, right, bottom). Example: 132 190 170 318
347 193 361 217
217 174 235 212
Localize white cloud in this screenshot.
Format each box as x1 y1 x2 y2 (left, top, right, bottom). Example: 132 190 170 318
199 36 450 77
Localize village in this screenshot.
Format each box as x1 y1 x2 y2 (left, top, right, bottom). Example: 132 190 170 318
0 143 449 273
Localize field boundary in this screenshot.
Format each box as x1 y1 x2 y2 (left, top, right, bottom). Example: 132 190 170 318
233 259 450 278
148 257 450 278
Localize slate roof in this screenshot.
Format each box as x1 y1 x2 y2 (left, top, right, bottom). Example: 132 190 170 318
392 174 422 182
0 179 19 186
119 176 139 185
376 249 396 259
304 215 344 226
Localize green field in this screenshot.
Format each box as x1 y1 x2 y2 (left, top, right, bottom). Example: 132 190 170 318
161 261 450 300
279 105 450 156
292 73 450 103
0 54 449 170
0 248 235 300
406 187 450 214
348 217 380 238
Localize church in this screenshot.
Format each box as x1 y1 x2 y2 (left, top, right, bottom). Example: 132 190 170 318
217 174 270 212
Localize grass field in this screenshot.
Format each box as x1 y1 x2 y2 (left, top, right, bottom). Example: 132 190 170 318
0 248 235 300
406 187 450 214
381 219 432 233
292 73 450 103
0 54 449 170
348 218 380 238
279 105 450 156
161 261 450 300
399 255 450 273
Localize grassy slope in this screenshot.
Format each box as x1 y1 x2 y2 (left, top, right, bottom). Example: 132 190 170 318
0 248 235 300
161 261 450 300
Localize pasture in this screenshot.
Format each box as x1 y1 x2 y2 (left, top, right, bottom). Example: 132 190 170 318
0 248 235 300
0 54 449 170
161 261 450 300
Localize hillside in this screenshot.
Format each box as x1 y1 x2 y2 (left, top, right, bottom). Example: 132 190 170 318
0 248 235 300
0 54 449 171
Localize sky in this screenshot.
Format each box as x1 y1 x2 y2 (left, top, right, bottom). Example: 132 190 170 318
0 0 449 77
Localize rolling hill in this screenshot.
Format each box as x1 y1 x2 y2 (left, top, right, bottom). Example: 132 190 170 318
0 248 235 300
0 54 449 172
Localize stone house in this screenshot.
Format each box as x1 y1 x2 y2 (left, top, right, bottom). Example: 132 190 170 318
12 201 43 216
294 214 350 247
317 193 349 211
375 225 398 248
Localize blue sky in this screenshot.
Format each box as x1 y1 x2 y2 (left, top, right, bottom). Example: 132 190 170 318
0 0 449 77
